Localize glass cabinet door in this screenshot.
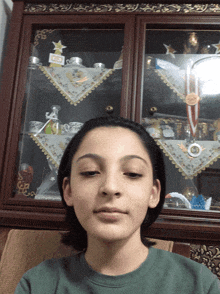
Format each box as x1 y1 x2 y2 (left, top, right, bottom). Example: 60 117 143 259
2 15 135 205
136 17 220 214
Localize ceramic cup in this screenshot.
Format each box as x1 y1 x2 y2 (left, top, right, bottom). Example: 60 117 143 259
28 56 41 69
93 63 105 70
29 56 40 65
63 122 83 134
66 57 83 66
29 121 44 133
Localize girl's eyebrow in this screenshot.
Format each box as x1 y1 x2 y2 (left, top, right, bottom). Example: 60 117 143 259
76 153 148 166
121 155 148 166
76 153 103 163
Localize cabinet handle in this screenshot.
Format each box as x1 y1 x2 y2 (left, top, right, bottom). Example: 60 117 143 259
149 107 157 115
105 105 114 115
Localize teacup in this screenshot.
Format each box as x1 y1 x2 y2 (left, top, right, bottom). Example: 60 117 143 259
28 56 41 69
63 122 83 134
66 57 83 66
29 56 40 65
29 121 44 133
93 63 105 70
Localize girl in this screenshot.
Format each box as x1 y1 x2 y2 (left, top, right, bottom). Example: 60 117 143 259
15 116 220 293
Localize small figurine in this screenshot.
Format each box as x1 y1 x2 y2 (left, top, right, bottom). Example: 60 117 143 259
44 105 62 135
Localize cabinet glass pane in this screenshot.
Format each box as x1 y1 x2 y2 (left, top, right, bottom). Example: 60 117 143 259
14 25 124 201
142 28 220 212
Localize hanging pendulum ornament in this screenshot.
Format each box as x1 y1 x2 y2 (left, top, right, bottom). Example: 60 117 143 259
185 63 202 157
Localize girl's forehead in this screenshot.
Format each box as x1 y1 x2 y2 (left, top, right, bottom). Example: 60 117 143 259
80 126 143 147
73 126 151 162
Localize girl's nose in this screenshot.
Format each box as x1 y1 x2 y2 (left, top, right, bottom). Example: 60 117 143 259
99 173 121 197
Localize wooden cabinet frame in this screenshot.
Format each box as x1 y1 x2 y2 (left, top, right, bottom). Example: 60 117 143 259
1 1 220 244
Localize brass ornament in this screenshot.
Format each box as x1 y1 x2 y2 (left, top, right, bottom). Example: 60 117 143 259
185 93 200 106
105 105 114 114
16 170 36 198
34 29 55 47
149 106 157 115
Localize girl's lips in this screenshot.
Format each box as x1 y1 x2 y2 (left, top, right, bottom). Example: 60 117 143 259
94 207 127 222
95 211 126 222
94 207 127 214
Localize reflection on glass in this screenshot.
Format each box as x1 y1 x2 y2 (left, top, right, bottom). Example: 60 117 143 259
13 26 124 201
142 29 220 211
193 57 220 95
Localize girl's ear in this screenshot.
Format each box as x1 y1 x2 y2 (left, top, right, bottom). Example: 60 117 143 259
149 179 161 209
62 177 73 207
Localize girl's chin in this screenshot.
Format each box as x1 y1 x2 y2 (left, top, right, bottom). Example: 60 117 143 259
83 220 142 244
87 228 139 245
87 229 124 242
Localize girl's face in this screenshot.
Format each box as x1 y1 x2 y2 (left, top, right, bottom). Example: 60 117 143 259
63 127 161 245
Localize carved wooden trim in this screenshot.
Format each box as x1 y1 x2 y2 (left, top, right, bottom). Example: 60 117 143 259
24 3 220 14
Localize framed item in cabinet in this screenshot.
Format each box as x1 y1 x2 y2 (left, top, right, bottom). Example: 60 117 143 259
133 14 220 244
0 10 136 229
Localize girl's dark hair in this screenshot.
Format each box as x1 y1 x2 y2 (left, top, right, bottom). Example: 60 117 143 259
57 116 166 251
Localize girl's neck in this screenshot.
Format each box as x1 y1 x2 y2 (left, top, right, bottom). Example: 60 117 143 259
84 235 149 276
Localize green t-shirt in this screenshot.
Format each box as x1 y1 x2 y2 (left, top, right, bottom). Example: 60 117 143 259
15 247 220 293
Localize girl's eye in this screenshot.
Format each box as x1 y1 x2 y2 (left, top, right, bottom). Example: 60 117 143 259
124 172 143 179
80 171 100 177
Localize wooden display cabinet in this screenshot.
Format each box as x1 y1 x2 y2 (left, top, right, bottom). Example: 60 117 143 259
0 0 220 244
